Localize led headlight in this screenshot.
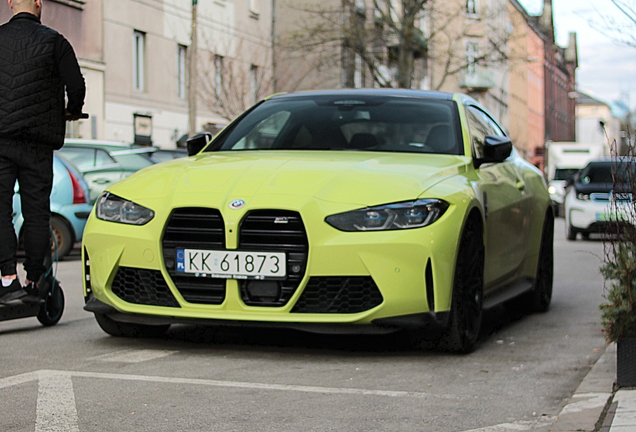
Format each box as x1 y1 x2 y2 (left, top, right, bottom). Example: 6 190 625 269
548 186 557 195
96 193 154 225
576 192 590 201
326 199 449 232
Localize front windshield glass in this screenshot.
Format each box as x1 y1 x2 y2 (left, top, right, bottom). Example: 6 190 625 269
579 161 636 184
208 96 462 155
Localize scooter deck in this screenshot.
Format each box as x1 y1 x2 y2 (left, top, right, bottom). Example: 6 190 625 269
0 299 42 322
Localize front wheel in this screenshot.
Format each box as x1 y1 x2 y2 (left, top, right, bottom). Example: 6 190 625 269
566 222 577 241
37 283 65 326
94 313 170 338
438 217 484 354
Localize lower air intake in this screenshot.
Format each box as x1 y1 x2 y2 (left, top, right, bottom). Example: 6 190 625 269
291 277 383 313
111 267 180 308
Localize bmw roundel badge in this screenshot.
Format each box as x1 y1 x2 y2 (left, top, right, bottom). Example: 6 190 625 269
229 199 245 210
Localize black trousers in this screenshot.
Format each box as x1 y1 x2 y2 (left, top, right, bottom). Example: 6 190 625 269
0 143 53 282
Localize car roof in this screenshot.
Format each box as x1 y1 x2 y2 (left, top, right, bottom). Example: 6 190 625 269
64 139 133 148
266 88 456 102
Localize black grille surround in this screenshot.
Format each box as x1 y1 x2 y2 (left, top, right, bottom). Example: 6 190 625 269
238 210 309 306
111 267 180 308
292 277 383 313
161 208 226 304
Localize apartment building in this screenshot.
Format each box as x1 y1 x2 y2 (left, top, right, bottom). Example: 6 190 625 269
103 0 273 147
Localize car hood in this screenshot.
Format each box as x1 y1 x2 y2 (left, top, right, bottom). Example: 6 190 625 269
111 151 470 206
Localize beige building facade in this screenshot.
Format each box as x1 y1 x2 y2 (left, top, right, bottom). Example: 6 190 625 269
102 0 273 147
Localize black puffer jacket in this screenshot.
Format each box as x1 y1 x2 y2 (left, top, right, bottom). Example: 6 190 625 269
0 13 85 150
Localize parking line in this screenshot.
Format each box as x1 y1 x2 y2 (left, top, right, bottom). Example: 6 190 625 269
35 371 79 432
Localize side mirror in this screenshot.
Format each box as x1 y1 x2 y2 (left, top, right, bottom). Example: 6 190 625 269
186 132 213 156
475 135 513 168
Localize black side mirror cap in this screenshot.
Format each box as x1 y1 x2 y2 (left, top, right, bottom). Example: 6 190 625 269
475 135 513 168
186 132 213 156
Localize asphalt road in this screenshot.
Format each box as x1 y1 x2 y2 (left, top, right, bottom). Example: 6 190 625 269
0 218 609 432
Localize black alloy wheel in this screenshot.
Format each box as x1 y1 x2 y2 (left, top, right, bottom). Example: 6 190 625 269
438 216 484 353
529 214 554 313
94 313 170 338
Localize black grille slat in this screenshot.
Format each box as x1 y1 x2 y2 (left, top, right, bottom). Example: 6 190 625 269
238 210 309 306
292 277 383 313
111 267 180 308
161 208 227 305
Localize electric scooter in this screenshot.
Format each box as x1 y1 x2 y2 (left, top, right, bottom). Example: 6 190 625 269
0 236 65 326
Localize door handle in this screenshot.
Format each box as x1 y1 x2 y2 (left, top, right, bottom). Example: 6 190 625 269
93 179 111 185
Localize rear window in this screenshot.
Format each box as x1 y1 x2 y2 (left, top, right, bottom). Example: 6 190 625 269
208 96 462 155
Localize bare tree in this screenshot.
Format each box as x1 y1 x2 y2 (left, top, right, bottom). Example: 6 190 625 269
588 0 636 49
281 0 521 90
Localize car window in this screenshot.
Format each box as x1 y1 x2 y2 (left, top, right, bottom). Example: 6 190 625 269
111 152 155 170
210 97 462 155
465 105 506 160
58 147 116 170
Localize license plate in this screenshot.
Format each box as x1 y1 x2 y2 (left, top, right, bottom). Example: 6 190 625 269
175 249 286 279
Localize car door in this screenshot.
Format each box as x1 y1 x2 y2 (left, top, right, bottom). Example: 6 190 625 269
465 105 527 289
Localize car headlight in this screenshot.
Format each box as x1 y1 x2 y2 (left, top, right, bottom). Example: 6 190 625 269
577 192 590 201
96 193 154 225
325 199 449 232
548 186 557 195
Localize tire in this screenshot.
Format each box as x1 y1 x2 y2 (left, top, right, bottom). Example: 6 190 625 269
37 283 65 326
438 216 484 354
581 232 590 240
50 216 73 259
94 313 170 338
566 222 577 241
528 214 554 313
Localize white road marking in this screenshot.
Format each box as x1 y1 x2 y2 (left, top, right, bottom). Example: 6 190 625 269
35 371 79 432
88 349 177 363
0 371 39 389
0 370 559 432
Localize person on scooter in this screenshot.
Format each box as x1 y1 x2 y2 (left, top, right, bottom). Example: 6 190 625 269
0 0 85 303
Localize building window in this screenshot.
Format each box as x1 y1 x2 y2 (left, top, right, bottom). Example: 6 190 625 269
249 64 259 105
177 44 187 99
249 0 258 14
133 31 146 92
466 0 477 15
214 54 224 101
466 41 479 76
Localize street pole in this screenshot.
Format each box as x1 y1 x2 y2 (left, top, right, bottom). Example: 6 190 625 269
188 0 198 137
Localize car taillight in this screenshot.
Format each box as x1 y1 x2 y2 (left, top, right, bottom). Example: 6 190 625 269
68 169 87 204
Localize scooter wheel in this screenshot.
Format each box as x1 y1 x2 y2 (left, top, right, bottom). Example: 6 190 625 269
37 285 65 326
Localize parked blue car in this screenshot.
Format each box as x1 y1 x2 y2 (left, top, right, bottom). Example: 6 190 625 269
12 153 93 259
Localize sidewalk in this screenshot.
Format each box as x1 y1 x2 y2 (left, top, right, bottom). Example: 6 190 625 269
549 343 636 432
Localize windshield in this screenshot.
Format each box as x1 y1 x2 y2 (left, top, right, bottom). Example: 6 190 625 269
208 96 462 155
579 161 636 184
554 168 579 181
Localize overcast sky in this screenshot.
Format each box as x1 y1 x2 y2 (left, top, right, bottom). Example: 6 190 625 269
518 0 636 111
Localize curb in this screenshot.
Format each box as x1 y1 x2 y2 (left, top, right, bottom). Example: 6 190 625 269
549 343 616 432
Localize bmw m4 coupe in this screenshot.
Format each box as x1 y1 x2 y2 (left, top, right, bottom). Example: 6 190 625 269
82 89 553 353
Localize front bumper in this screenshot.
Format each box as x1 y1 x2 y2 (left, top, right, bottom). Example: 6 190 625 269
82 202 465 330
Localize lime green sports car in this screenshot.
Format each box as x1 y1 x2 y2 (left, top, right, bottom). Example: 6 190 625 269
82 89 553 353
